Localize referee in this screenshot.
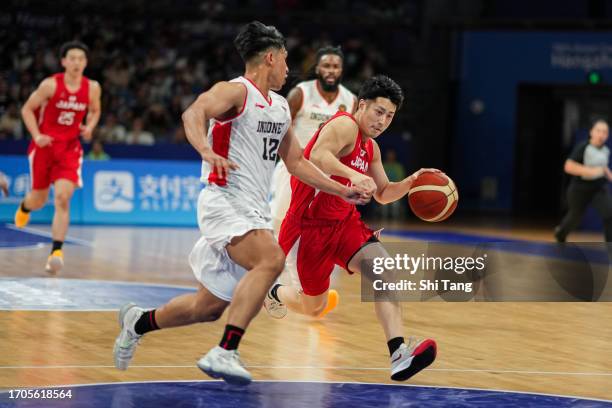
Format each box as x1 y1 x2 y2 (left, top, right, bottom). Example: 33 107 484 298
555 119 612 242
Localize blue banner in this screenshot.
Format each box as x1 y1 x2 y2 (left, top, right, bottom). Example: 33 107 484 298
0 156 203 226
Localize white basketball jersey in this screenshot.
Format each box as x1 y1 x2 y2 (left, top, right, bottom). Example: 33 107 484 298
201 76 291 215
292 79 356 147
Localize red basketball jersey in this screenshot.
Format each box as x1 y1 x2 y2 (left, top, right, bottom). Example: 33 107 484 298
288 111 373 221
37 73 90 141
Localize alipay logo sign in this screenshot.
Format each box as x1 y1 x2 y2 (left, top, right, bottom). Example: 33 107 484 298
94 171 134 212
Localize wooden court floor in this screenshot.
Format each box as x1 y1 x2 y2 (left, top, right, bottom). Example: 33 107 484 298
0 222 611 401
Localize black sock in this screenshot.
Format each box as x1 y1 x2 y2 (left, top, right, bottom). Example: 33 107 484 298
219 324 245 350
270 283 282 302
134 310 160 335
388 336 405 356
20 201 31 213
51 240 63 253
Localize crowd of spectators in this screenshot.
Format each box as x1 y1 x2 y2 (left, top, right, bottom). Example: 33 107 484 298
0 1 404 145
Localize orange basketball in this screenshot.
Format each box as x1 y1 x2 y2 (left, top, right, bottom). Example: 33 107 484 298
408 171 458 222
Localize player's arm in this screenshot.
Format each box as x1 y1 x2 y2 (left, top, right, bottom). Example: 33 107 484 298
564 159 605 179
81 80 102 142
368 141 442 204
309 116 376 195
21 77 56 147
279 126 369 205
182 82 244 176
286 86 303 121
367 140 413 204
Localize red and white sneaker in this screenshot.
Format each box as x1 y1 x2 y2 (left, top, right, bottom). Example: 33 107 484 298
390 337 437 381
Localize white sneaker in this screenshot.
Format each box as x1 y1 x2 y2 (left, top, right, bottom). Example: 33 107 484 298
197 346 252 385
390 337 437 381
263 285 287 319
113 303 144 370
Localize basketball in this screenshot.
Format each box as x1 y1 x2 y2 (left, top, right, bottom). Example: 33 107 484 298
408 171 458 222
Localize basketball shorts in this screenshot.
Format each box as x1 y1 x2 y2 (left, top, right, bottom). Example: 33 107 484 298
189 186 273 302
28 139 83 190
269 161 292 229
278 212 376 296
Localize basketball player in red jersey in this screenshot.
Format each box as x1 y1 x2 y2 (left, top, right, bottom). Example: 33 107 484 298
269 46 357 317
14 41 102 273
265 75 439 381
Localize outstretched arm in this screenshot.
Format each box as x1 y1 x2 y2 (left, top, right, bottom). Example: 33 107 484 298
368 140 440 204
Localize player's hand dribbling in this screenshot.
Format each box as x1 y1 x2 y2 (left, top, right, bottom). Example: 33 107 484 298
407 168 442 187
201 147 239 179
33 134 53 148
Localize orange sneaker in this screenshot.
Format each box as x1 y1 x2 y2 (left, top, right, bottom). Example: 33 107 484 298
45 249 64 274
317 289 339 318
14 203 30 228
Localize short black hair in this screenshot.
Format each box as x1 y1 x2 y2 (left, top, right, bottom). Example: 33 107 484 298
590 118 609 130
234 21 285 63
358 75 404 110
60 41 89 59
316 45 344 65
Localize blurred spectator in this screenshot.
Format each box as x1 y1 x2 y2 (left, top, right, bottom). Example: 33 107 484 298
144 103 173 140
0 103 23 140
125 117 155 145
96 113 126 144
0 2 396 143
171 126 187 144
379 148 407 220
86 139 111 161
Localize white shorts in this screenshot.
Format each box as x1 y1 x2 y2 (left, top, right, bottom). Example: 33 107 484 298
269 161 292 229
189 186 273 302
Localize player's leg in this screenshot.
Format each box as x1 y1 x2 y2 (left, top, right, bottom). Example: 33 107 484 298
555 184 593 242
266 223 339 318
113 283 228 370
196 229 285 385
590 186 612 241
43 179 75 273
348 240 437 381
275 285 332 317
21 189 50 211
51 179 75 242
15 146 52 227
224 229 285 329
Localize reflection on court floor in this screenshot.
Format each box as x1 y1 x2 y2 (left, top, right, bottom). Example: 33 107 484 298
1 224 611 406
1 381 611 408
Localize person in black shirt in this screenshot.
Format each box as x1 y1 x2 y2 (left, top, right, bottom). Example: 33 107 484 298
555 119 612 242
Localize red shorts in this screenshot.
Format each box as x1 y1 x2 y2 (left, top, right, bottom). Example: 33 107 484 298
278 212 375 296
28 139 83 190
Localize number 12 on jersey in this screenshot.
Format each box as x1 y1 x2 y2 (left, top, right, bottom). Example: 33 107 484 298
262 137 279 161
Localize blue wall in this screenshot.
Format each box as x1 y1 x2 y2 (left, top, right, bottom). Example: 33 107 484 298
454 31 612 211
0 156 203 226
